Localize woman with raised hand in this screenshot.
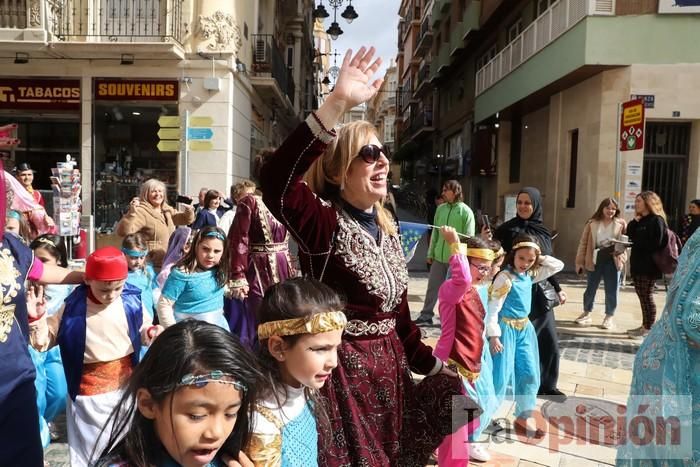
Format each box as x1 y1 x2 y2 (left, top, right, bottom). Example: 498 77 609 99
260 47 466 466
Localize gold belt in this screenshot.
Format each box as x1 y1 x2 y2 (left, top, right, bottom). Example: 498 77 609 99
501 316 529 331
250 243 288 253
344 318 396 337
448 359 480 383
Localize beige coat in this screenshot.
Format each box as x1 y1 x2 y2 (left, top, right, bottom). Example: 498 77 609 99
575 218 627 272
116 202 194 268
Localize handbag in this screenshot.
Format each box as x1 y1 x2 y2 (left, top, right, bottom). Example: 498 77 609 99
534 280 561 311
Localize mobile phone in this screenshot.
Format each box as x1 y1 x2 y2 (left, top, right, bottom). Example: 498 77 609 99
176 195 193 205
481 214 491 231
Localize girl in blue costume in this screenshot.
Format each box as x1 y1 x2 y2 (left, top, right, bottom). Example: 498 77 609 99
157 226 230 330
247 278 347 466
96 320 262 467
28 234 72 448
486 234 563 437
468 241 506 462
616 228 700 466
122 233 159 320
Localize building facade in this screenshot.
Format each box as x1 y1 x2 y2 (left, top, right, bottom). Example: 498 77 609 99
406 0 700 268
367 61 399 184
0 0 316 247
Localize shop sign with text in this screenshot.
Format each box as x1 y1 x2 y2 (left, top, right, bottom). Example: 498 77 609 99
95 79 179 101
0 79 80 110
620 99 645 151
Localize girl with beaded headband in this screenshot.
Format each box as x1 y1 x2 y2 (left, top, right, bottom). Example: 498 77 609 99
485 234 563 438
158 226 230 330
433 228 493 465
122 233 159 321
96 320 262 467
246 277 347 466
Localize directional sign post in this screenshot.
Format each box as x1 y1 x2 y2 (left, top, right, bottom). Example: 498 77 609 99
187 116 214 151
157 115 181 152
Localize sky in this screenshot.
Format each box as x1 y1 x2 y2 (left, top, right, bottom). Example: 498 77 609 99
320 0 401 80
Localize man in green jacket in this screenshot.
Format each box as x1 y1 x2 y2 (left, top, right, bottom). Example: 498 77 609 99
414 180 475 325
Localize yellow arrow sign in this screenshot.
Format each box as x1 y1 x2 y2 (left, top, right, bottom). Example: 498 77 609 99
190 116 213 127
158 116 180 128
189 140 213 151
158 128 181 139
157 140 181 152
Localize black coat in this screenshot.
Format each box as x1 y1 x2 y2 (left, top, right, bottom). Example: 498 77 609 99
627 214 667 278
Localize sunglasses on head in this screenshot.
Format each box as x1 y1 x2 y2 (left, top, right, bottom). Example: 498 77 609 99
357 144 390 164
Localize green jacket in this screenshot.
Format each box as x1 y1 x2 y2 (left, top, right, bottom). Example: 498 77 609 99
428 201 475 263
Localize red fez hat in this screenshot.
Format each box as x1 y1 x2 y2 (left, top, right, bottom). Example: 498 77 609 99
86 246 128 281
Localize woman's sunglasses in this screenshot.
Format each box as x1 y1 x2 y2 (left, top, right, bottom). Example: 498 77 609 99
357 144 391 164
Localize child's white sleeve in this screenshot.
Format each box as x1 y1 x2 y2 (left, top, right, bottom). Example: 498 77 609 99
485 273 512 337
533 255 565 283
156 296 177 328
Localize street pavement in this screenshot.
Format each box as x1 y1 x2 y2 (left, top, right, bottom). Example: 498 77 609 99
43 207 665 466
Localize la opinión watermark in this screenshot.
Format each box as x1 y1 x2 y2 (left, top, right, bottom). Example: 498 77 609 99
450 394 693 460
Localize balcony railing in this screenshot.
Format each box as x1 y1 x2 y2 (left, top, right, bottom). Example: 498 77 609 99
0 0 28 28
415 14 433 53
414 60 431 96
475 0 614 95
410 109 434 134
252 34 295 105
49 0 185 43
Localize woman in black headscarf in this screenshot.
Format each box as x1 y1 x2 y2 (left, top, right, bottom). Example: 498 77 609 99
494 187 567 398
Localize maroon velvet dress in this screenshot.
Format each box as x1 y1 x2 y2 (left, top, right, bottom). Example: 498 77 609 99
261 114 464 466
226 193 294 347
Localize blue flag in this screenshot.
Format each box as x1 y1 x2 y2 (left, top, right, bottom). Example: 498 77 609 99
399 221 431 262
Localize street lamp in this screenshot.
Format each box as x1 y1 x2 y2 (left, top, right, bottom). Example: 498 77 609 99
341 1 359 23
313 1 330 19
313 0 359 40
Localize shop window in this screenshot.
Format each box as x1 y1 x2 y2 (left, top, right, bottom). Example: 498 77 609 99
93 102 178 232
566 129 579 208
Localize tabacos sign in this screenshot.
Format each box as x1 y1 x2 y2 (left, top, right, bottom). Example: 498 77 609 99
0 79 81 110
95 79 179 101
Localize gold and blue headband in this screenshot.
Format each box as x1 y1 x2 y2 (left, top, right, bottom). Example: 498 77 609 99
203 231 226 241
122 248 149 258
37 237 56 248
178 371 247 393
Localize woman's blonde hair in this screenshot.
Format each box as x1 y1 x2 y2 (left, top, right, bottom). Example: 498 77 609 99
637 191 667 222
232 180 256 201
305 120 396 235
139 179 169 207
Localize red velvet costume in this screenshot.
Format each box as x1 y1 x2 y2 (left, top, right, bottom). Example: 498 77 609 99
449 288 486 378
226 193 294 346
261 114 463 466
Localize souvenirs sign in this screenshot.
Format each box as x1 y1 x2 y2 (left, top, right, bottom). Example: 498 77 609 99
95 79 179 101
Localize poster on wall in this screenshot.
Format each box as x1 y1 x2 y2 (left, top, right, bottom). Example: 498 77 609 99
659 0 700 13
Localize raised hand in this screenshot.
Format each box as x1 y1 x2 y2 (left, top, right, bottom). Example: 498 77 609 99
332 47 383 109
26 284 47 320
316 46 383 130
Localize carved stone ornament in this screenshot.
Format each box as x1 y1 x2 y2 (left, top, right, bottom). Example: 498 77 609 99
198 11 242 53
29 0 41 27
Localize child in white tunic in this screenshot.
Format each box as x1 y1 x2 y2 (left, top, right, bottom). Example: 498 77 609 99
27 247 162 466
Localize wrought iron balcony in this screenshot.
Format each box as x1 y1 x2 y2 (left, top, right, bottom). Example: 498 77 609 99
0 0 185 44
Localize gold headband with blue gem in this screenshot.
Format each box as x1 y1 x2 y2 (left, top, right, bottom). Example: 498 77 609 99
257 311 347 340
